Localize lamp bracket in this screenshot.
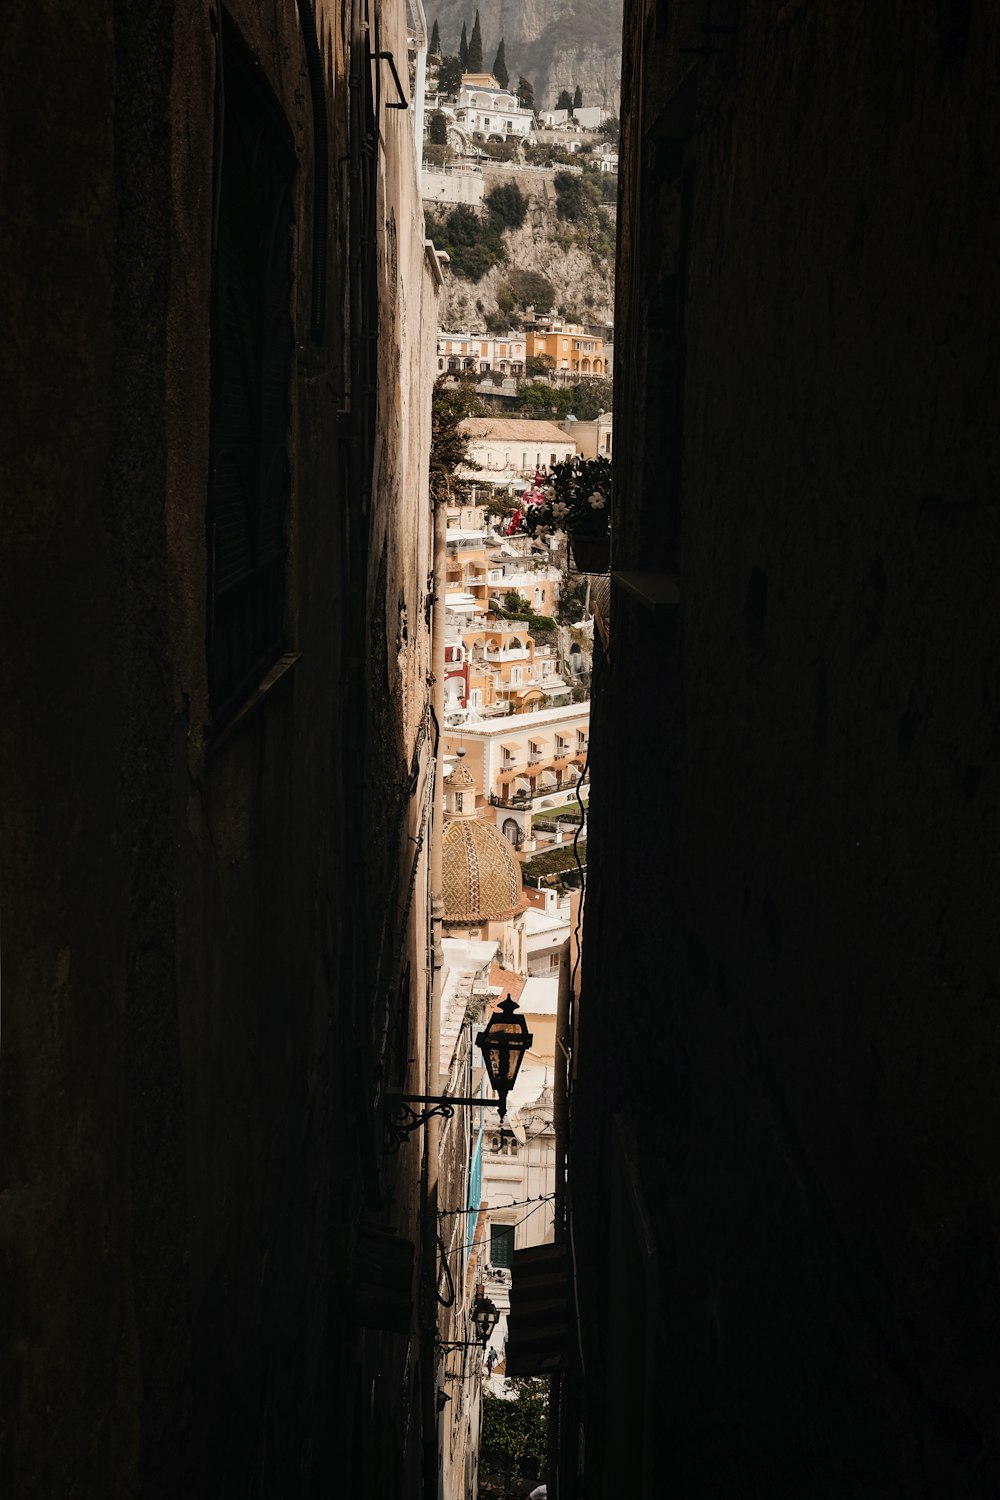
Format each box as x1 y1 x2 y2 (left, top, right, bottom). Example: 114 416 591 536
384 1093 490 1150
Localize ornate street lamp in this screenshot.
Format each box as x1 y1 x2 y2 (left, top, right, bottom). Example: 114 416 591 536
386 993 533 1145
438 1293 500 1352
476 995 533 1121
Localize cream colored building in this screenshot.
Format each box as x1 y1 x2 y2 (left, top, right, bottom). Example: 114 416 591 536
560 409 613 459
458 418 576 489
438 331 526 376
441 701 591 844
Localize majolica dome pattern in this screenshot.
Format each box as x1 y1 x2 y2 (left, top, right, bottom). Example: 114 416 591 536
444 762 476 790
442 818 523 923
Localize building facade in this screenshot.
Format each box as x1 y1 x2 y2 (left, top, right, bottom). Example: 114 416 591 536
526 321 606 376
459 418 577 487
438 330 527 376
1 3 442 1495
570 2 1000 1497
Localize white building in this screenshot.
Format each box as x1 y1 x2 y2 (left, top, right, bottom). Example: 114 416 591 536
441 700 591 845
458 418 576 489
454 74 536 143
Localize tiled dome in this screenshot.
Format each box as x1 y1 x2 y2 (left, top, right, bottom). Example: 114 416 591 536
442 818 523 923
444 761 476 789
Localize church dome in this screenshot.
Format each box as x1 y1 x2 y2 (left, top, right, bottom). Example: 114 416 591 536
442 818 523 923
444 761 475 790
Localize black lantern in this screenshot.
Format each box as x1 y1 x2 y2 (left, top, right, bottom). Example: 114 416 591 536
476 995 533 1120
386 993 534 1146
472 1295 500 1347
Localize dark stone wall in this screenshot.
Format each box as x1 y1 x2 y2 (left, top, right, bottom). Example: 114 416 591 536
578 1 1000 1494
1 2 434 1495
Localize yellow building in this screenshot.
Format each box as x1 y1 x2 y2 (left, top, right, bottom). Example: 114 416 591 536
526 321 605 376
462 624 548 714
445 501 491 609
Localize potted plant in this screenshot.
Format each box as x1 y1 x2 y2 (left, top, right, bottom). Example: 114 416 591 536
506 456 611 573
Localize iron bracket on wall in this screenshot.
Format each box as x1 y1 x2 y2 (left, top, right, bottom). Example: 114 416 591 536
385 1093 487 1149
371 49 409 108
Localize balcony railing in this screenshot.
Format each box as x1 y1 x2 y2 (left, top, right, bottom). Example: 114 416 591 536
485 646 530 661
488 778 588 810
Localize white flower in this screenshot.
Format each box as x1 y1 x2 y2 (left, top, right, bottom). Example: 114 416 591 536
551 501 570 519
542 485 556 500
588 491 606 509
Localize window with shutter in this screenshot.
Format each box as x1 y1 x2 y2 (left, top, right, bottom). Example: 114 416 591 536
207 19 297 722
490 1223 515 1268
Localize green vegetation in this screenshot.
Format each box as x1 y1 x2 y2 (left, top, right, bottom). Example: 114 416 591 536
522 840 588 879
553 167 616 259
553 170 589 222
480 1379 548 1496
512 378 613 421
468 9 483 72
429 17 441 56
485 183 528 231
516 76 534 110
532 800 588 833
492 37 508 88
489 599 557 634
426 184 528 282
556 88 573 112
429 378 483 504
437 54 463 94
505 269 555 314
428 110 449 145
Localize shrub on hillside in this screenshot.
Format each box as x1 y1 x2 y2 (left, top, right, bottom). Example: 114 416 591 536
485 182 528 230
505 269 555 313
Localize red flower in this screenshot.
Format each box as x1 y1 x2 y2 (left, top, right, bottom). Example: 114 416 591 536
507 511 523 535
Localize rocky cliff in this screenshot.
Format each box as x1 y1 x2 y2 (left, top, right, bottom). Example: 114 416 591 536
430 0 623 113
428 166 615 330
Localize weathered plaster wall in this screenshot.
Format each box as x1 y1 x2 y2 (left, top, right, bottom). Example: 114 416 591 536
1 1 437 1494
579 1 1000 1494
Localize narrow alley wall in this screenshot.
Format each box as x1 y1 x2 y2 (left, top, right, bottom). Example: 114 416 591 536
1 1 437 1495
577 2 1000 1495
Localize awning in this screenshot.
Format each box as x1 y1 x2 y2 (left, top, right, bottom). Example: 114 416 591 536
504 1240 570 1375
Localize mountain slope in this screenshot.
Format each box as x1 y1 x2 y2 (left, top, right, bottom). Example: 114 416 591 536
429 0 623 112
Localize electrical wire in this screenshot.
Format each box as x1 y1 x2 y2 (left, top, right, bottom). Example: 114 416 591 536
440 1195 556 1263
437 1192 559 1219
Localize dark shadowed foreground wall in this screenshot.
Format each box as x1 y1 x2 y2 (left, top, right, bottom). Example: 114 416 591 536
574 2 1000 1495
0 1 438 1495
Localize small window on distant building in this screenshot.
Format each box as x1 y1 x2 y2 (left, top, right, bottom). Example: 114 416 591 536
490 1223 515 1267
456 792 464 811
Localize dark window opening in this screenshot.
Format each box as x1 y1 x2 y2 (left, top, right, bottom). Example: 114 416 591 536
208 17 297 722
490 1223 515 1267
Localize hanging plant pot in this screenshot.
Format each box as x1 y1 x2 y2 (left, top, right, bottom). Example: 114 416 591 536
569 531 611 573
